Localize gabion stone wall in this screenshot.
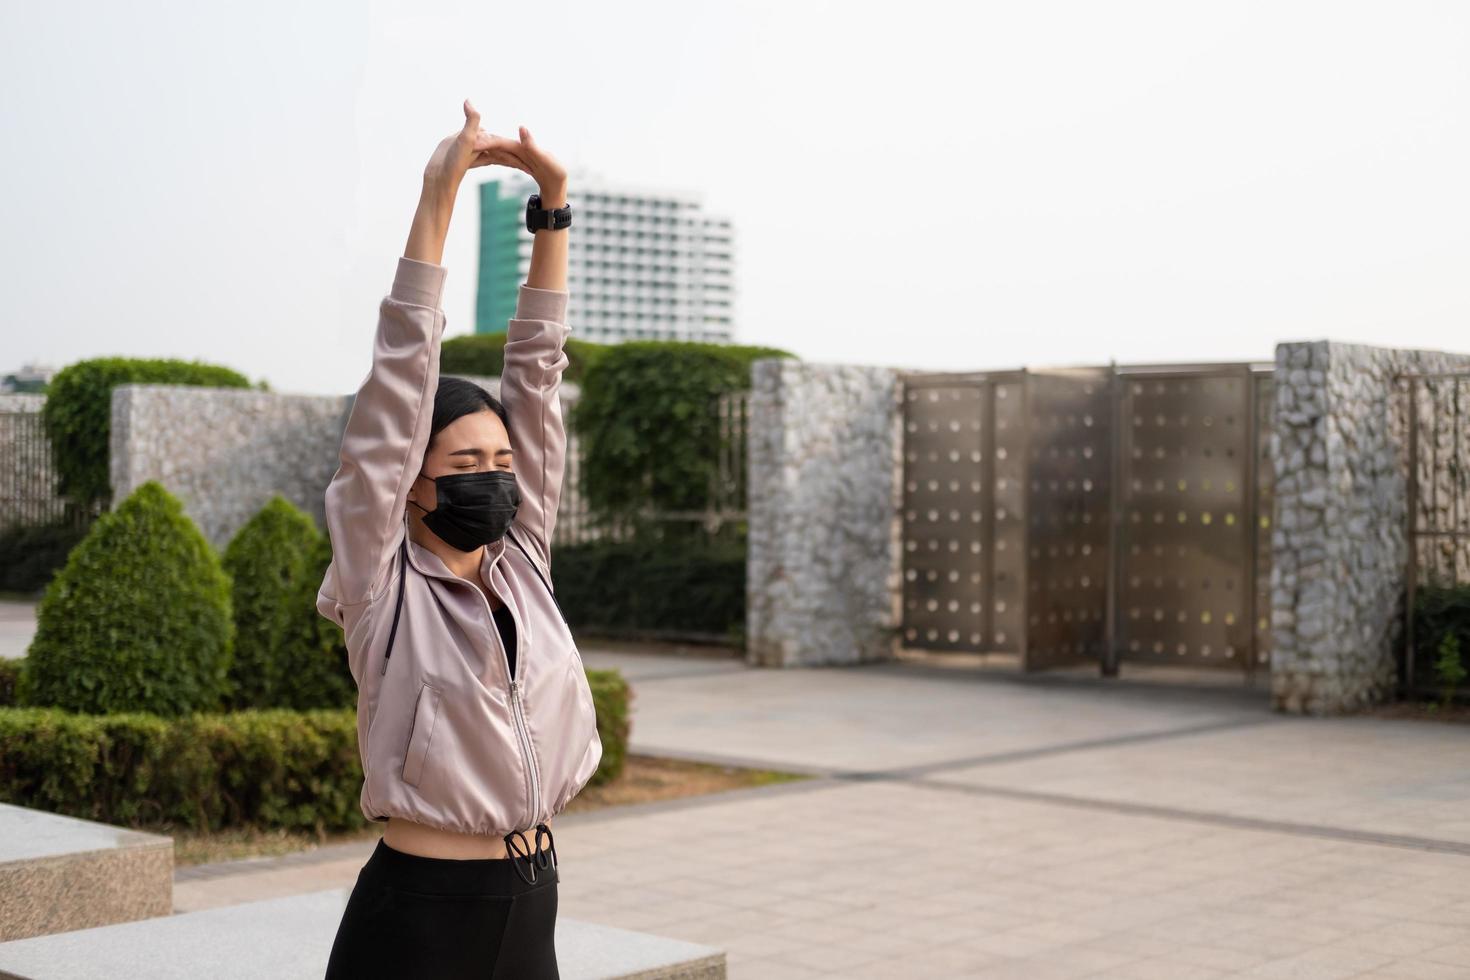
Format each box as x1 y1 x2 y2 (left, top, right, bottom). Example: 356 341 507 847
111 384 351 548
110 376 582 553
1270 341 1470 714
747 359 902 667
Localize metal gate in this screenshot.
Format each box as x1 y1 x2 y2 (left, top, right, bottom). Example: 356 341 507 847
0 401 92 532
900 362 1275 677
1403 371 1470 694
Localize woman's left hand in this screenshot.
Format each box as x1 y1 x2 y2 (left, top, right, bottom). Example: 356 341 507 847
478 124 568 197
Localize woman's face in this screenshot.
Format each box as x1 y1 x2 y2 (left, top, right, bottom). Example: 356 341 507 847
407 409 513 513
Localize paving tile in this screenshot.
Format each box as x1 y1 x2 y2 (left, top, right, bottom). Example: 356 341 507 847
726 957 827 979
1083 954 1230 979
166 649 1470 980
1235 942 1396 978
1356 958 1470 980
1419 942 1470 967
1333 920 1470 958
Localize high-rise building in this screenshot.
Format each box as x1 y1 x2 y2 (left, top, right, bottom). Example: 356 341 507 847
476 174 736 344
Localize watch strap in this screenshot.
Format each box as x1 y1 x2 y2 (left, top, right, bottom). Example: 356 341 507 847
526 193 573 232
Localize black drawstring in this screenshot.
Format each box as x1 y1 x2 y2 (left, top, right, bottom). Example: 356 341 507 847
503 822 556 885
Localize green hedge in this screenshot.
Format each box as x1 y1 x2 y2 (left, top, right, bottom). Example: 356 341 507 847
0 668 630 834
0 659 20 708
555 534 745 643
571 341 793 532
1414 583 1470 701
221 497 351 710
269 532 355 710
0 706 359 832
41 356 256 512
585 665 631 782
22 481 235 716
0 519 92 595
440 333 607 385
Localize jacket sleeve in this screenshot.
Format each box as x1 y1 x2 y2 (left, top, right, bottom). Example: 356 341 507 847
318 256 448 619
499 283 571 577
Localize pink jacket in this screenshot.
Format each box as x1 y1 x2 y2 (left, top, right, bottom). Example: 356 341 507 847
315 255 602 837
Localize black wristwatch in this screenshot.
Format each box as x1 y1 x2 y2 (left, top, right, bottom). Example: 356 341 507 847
525 194 573 232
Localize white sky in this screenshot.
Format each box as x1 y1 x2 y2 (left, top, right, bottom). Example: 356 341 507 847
3 1 1468 396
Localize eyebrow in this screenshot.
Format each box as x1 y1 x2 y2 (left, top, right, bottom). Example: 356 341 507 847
448 448 513 458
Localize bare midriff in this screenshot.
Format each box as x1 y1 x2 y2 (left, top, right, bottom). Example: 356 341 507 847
383 816 549 860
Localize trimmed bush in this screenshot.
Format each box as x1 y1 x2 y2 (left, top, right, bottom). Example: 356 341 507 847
0 706 360 833
439 333 606 386
0 659 20 707
554 535 745 643
222 497 350 710
585 666 630 783
269 531 354 710
1414 583 1470 702
41 356 255 512
0 519 93 595
0 667 628 833
22 481 234 716
571 340 793 532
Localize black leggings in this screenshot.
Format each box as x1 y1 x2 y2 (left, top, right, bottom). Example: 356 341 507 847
325 831 560 979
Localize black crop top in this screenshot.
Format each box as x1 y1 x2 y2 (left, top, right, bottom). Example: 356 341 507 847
492 602 518 678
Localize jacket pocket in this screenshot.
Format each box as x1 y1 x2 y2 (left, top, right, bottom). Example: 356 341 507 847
402 683 442 787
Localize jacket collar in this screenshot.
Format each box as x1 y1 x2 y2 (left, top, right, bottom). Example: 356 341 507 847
399 513 507 587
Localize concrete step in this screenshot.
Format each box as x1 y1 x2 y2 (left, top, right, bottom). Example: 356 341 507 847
0 804 173 942
0 887 726 980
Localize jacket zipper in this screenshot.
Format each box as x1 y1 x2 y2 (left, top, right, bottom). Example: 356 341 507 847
510 678 541 827
477 560 540 829
399 538 542 828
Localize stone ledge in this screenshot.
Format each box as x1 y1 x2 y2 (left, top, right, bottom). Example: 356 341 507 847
0 888 726 980
0 804 173 942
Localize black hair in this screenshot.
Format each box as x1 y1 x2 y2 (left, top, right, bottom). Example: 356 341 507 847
428 376 508 450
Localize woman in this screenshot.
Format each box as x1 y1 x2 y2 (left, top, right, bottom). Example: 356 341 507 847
318 100 601 979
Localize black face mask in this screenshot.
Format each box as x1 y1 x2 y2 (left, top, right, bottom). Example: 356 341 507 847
408 469 521 552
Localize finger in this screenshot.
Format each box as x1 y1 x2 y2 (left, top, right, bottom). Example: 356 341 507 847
496 154 534 175
477 147 531 175
519 125 535 148
469 129 535 170
492 139 535 174
472 130 511 151
462 98 480 133
468 150 503 170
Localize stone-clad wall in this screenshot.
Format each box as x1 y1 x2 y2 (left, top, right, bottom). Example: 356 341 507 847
110 384 350 548
746 359 903 667
109 374 576 551
1270 341 1470 714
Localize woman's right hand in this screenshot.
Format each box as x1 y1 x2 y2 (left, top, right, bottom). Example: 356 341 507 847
421 99 530 197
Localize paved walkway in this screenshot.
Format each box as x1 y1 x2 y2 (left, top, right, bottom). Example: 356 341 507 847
174 645 1470 979
0 599 36 660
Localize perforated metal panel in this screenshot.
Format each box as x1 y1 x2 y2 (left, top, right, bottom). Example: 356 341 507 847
991 377 1027 654
900 378 989 651
1023 370 1112 669
1252 371 1275 670
899 362 1274 675
1115 368 1255 667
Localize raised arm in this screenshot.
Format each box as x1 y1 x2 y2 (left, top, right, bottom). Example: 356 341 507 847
499 128 571 573
318 99 538 621
500 283 570 575
318 254 446 614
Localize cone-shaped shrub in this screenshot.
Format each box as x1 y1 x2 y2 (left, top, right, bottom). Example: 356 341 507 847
22 480 234 716
271 529 354 709
221 496 323 708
